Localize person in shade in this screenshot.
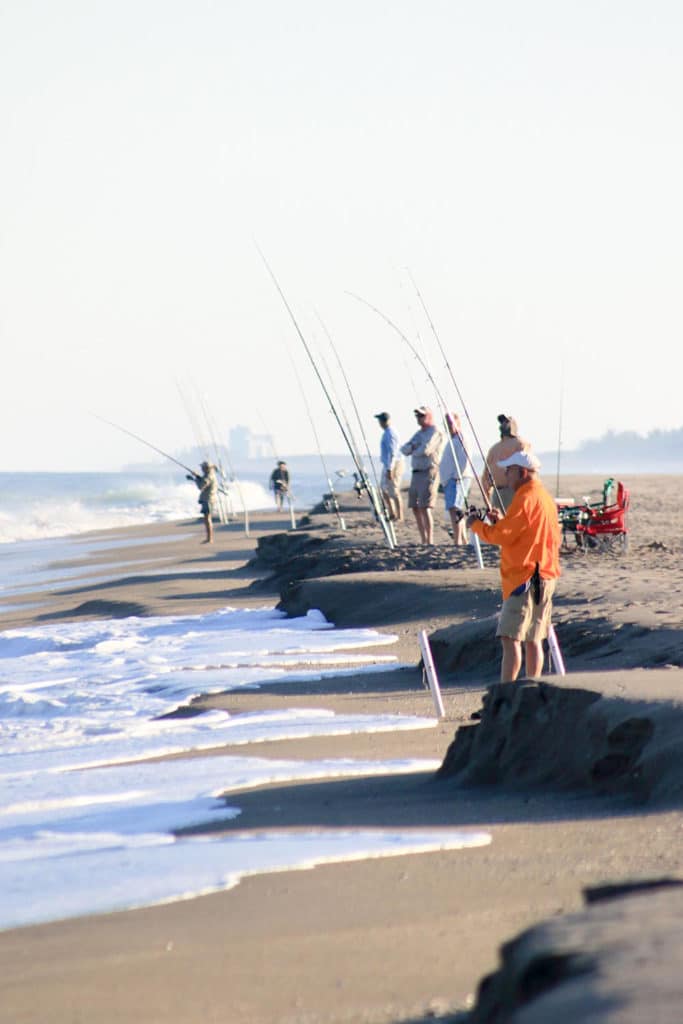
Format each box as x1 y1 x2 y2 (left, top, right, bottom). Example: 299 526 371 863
187 461 218 544
374 411 404 522
400 405 444 545
484 414 529 511
439 411 472 545
467 450 561 682
269 460 290 511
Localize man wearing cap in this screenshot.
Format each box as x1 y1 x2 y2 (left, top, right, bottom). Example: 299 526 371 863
467 450 561 683
484 414 528 511
401 406 444 545
374 412 403 522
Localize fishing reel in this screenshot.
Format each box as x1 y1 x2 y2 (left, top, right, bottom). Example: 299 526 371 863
467 505 490 522
352 472 367 499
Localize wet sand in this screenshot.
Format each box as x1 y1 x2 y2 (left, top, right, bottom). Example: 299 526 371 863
1 475 682 1023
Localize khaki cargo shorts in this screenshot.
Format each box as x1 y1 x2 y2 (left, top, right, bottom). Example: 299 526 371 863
497 578 557 643
381 461 403 500
408 469 439 509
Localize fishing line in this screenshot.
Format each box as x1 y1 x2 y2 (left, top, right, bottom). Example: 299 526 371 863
285 346 346 530
255 241 394 548
346 290 490 511
92 413 199 477
403 269 504 511
314 310 394 539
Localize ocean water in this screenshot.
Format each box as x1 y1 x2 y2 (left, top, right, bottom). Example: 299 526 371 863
0 470 277 545
0 467 357 546
0 478 491 931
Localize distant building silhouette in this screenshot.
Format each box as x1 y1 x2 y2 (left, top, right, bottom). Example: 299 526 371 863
229 425 273 460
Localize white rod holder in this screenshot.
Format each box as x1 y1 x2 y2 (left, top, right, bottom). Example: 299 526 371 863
418 630 445 719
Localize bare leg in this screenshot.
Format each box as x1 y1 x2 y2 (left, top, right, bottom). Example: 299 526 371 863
413 505 423 540
413 508 431 544
424 508 434 545
449 509 468 545
202 513 213 544
395 492 404 522
500 636 522 682
381 491 396 521
524 640 545 678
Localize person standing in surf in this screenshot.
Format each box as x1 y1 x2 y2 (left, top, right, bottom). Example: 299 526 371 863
401 406 444 545
374 411 403 523
467 450 561 682
188 461 218 543
269 460 290 511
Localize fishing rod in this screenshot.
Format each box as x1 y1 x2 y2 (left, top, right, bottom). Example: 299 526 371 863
176 378 207 461
403 269 505 511
402 327 483 562
170 385 236 515
314 311 395 543
255 242 395 549
347 290 482 562
404 273 566 675
176 379 230 526
309 332 374 508
285 349 346 531
93 413 200 477
311 327 366 482
195 390 251 535
256 408 280 462
195 388 239 526
346 290 491 514
555 364 565 499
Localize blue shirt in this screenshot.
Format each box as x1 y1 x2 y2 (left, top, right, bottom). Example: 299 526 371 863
380 426 400 470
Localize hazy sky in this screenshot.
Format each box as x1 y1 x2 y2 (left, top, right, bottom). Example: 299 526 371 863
2 1 681 471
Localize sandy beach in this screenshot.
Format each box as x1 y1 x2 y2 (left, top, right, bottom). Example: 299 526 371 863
1 474 682 1024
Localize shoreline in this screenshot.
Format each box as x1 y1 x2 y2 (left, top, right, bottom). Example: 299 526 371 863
1 476 682 1023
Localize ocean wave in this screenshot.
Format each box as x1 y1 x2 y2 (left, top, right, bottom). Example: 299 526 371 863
0 476 274 545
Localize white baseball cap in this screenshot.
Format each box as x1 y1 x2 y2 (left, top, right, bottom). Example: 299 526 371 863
497 450 541 471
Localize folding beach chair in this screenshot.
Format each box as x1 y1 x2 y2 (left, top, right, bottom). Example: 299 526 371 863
559 480 630 552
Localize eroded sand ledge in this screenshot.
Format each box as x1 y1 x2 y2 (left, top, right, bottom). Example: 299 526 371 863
251 486 683 1022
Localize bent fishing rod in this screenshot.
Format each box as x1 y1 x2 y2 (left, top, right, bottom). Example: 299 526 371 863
254 242 395 548
176 379 232 525
347 290 483 563
403 270 505 511
196 388 251 532
285 349 346 531
404 272 566 672
309 332 376 510
93 414 199 477
314 311 394 542
93 413 231 496
311 327 365 480
346 290 492 514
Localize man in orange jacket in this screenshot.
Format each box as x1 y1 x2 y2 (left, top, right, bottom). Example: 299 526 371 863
467 450 561 682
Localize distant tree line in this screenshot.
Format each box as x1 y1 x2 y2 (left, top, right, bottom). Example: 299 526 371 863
575 427 683 462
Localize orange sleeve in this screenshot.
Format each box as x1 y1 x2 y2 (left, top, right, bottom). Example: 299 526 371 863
470 490 529 547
